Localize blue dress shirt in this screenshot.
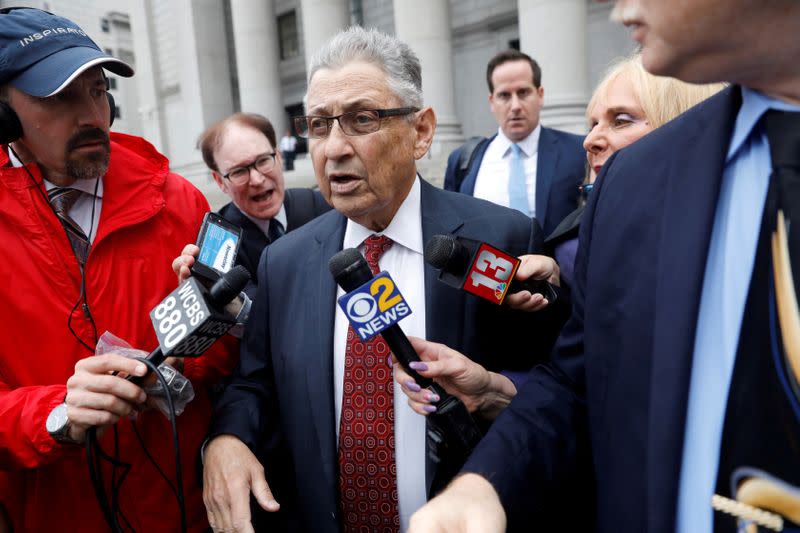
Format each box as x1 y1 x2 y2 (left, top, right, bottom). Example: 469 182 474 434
676 89 800 532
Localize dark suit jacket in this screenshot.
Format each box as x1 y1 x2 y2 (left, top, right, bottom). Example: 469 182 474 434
464 87 742 532
217 188 331 282
443 127 586 235
210 179 568 532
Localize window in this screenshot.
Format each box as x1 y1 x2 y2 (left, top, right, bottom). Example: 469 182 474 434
107 77 117 90
509 39 520 51
114 106 121 119
104 47 113 56
277 11 299 60
100 18 109 33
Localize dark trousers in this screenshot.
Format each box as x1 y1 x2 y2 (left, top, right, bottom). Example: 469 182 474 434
282 150 295 171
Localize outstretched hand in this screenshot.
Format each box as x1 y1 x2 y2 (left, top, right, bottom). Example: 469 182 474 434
393 337 517 420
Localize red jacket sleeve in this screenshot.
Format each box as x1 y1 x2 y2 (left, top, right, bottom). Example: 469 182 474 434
0 382 81 469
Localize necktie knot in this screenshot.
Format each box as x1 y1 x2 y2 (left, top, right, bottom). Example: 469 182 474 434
510 143 522 158
763 109 800 170
267 218 285 243
48 187 82 216
47 186 90 266
363 234 393 275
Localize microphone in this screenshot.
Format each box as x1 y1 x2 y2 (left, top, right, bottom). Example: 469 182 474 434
329 248 481 472
130 265 250 383
425 233 558 304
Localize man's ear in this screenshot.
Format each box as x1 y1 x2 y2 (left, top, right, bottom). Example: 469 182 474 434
413 107 436 160
211 171 230 195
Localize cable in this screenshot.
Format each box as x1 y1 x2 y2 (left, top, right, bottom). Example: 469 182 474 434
131 418 179 500
134 356 187 533
8 144 100 352
86 427 122 533
86 357 187 533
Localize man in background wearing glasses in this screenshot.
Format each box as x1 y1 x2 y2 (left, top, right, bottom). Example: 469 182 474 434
195 112 331 282
200 26 565 533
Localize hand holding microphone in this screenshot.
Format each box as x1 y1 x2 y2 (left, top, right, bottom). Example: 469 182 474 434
135 265 250 377
424 234 560 312
329 248 482 471
60 267 250 443
504 254 561 312
394 337 518 422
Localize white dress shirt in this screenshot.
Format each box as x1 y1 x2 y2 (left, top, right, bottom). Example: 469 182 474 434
473 125 540 217
9 149 104 243
44 177 103 243
241 204 287 236
333 176 427 532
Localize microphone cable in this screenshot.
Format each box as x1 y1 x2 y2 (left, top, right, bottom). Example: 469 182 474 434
86 355 187 533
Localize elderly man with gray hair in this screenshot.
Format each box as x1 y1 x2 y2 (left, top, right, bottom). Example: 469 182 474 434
201 26 565 533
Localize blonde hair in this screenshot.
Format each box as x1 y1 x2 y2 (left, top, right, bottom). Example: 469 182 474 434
587 53 726 129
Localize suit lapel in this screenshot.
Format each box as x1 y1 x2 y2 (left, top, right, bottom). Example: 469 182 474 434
419 180 466 494
459 134 495 195
420 181 466 348
305 212 347 489
646 87 741 533
535 127 557 226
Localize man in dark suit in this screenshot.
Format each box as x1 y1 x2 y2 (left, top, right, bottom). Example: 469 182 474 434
409 1 800 532
201 27 564 533
443 50 586 236
198 112 331 281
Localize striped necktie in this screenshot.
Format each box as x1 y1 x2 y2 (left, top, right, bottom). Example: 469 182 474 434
48 187 90 267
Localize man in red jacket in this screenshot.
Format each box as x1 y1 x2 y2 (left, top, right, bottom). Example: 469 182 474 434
0 7 236 531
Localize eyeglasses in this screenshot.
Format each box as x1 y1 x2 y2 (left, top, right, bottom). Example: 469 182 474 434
579 182 594 198
222 153 277 185
293 107 419 139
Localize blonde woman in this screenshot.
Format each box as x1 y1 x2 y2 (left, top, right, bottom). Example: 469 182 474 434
546 54 725 286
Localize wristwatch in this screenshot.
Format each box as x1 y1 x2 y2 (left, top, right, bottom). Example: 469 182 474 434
46 403 80 444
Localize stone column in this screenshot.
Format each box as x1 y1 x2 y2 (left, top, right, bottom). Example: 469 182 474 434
393 0 464 157
299 0 349 76
517 0 588 134
129 0 167 152
230 0 287 135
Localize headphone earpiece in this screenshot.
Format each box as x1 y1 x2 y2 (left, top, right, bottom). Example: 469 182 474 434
106 92 115 128
0 101 23 145
0 87 116 146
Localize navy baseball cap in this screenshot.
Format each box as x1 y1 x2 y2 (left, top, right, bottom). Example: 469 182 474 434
0 7 133 97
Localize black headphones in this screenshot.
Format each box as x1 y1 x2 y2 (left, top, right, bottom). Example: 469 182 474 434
0 6 116 145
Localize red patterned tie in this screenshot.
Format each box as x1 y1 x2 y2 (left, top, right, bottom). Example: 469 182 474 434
338 234 399 532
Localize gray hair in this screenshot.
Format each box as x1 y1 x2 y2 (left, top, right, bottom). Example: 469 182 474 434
307 26 423 109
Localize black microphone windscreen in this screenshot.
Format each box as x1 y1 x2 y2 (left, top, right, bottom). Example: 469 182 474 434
208 264 250 306
329 248 373 291
424 234 457 270
425 234 474 278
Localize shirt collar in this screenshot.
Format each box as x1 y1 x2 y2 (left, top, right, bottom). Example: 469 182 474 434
43 176 104 199
344 175 423 255
242 203 288 237
496 124 541 158
727 87 800 162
